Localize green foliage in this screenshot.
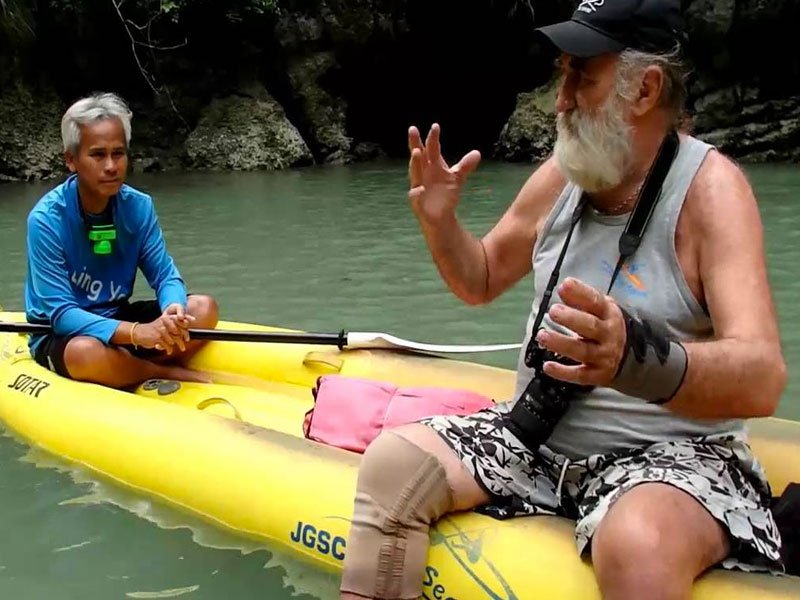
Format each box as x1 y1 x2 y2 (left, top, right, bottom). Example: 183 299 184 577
154 0 279 23
45 0 279 23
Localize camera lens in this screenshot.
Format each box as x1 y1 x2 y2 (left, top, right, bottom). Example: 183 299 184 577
504 345 593 450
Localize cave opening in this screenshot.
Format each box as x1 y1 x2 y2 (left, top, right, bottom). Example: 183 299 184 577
340 1 564 161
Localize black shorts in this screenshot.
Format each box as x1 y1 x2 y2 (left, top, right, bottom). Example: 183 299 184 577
33 299 164 378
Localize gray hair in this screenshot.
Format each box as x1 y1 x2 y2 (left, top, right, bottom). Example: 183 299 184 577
615 47 688 128
61 93 133 154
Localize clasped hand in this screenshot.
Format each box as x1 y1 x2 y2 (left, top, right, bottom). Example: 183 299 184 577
135 303 194 354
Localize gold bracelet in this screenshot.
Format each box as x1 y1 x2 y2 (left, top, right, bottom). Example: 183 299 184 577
130 322 140 349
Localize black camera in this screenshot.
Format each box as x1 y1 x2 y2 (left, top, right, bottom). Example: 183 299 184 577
504 340 594 451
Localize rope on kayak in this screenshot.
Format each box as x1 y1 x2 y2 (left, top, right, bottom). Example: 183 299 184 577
302 351 344 373
196 397 243 421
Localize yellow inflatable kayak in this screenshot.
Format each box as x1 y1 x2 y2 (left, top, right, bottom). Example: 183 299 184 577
1 311 798 599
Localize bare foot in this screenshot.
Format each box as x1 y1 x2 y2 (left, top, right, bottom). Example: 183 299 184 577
161 365 212 384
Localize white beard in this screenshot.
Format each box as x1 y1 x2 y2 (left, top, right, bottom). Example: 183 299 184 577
553 92 634 193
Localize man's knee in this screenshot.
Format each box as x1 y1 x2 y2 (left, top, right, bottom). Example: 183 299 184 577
391 423 489 510
63 336 111 381
593 500 665 569
356 430 454 526
591 484 729 600
187 295 219 328
341 431 454 599
592 503 684 600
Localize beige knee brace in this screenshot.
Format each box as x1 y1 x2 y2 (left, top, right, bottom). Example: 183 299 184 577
340 431 454 599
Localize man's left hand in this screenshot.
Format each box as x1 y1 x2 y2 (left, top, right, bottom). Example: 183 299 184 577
535 277 627 387
163 303 194 342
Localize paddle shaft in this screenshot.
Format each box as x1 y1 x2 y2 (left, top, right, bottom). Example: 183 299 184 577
0 321 347 348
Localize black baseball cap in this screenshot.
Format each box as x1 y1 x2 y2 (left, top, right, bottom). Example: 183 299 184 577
536 0 685 58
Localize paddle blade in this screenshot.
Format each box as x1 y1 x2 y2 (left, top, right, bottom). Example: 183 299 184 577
346 332 521 354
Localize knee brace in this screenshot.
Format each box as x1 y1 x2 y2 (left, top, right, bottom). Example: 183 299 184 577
340 431 454 599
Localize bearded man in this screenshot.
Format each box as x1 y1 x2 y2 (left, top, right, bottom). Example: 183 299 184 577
339 1 787 599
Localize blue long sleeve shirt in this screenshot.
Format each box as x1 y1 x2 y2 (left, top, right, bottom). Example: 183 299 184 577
25 175 187 353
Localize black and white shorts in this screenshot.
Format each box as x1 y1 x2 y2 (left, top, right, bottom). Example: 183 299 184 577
32 299 163 378
421 402 783 573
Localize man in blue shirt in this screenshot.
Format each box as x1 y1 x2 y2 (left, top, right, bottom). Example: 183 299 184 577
25 93 218 388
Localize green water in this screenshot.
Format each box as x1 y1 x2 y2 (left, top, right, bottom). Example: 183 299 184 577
0 161 798 598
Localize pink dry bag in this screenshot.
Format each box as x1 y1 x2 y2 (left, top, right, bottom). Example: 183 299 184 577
303 375 494 453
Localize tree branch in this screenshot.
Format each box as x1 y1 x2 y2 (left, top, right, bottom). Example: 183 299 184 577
110 0 187 128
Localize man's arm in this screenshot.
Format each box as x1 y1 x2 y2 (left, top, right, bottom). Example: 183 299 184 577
481 158 566 302
408 124 565 305
666 152 786 418
27 212 122 342
138 199 187 312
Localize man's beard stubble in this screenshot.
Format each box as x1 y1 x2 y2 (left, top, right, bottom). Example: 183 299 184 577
553 91 634 193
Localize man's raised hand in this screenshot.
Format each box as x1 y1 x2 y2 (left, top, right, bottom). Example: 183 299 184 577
407 123 481 224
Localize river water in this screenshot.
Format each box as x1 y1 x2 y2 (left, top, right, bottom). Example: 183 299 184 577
0 161 798 598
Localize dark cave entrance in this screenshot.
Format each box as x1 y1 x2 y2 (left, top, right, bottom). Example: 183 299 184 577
340 1 565 161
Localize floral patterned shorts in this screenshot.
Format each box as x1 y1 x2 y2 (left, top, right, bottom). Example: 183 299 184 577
422 402 783 573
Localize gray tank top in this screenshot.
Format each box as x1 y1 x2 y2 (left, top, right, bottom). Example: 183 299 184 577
514 135 743 460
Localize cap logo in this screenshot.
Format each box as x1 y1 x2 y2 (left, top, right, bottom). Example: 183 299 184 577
577 0 605 14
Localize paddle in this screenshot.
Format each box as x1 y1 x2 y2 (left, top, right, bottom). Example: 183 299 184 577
0 321 521 355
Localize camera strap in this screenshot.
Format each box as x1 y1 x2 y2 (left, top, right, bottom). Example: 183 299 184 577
524 130 680 367
606 129 680 294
